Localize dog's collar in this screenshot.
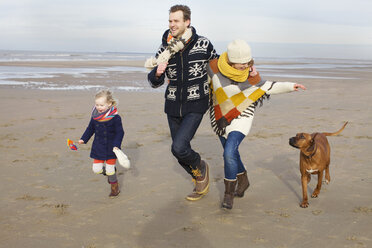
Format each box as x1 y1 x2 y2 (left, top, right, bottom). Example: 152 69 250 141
305 133 318 159
307 143 317 159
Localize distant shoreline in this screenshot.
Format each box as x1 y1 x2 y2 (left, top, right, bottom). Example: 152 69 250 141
0 58 371 92
0 60 145 68
2 42 372 60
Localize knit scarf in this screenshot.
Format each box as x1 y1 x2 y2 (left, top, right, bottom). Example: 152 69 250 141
92 106 118 122
144 28 193 70
210 59 267 136
218 52 249 82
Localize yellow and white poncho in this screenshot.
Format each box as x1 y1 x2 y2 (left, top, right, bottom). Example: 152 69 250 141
207 54 296 137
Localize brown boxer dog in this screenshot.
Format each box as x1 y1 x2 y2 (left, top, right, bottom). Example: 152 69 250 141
289 122 348 208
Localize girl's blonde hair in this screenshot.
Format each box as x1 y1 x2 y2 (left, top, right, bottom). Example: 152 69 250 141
95 89 117 106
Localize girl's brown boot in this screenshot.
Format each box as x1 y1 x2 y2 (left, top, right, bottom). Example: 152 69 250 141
109 182 120 198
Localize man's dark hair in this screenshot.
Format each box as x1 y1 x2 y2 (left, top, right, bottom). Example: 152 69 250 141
169 5 191 22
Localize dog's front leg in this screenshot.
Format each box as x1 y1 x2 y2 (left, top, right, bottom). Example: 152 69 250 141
312 170 323 198
300 174 309 208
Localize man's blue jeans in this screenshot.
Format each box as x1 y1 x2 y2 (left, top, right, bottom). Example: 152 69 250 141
167 113 203 177
219 131 246 180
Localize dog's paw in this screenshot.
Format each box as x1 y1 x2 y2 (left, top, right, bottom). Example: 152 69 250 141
311 193 319 198
300 202 309 208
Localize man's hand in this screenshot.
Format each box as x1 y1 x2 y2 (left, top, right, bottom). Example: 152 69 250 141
155 62 168 77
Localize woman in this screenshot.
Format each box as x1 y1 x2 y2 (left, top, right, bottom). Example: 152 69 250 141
207 40 306 209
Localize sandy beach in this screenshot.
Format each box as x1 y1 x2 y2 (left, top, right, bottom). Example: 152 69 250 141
0 59 371 248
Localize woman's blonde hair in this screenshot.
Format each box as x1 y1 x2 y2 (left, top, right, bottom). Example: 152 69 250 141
95 89 117 106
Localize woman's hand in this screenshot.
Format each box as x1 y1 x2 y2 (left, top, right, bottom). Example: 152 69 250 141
294 83 306 91
78 140 85 144
250 66 258 76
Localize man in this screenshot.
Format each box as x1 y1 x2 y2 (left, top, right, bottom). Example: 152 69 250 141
146 5 218 201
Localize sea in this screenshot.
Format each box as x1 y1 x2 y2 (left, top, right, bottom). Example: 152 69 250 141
0 50 371 92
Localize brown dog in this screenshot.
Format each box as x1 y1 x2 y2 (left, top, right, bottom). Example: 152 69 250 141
289 122 348 208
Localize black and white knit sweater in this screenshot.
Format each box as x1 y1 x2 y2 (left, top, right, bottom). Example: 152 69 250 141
148 27 218 117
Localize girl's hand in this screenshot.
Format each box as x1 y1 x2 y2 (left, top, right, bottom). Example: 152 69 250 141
113 147 119 151
78 140 85 144
294 83 306 91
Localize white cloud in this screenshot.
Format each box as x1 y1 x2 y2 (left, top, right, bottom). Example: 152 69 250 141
0 0 371 55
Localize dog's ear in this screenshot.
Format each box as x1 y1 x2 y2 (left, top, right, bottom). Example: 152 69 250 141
306 134 317 153
306 139 315 154
311 133 318 143
310 133 318 145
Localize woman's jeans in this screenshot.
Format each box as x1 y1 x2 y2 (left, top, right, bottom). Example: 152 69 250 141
219 131 246 180
167 113 203 177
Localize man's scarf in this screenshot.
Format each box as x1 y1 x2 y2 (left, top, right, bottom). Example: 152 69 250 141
92 106 118 122
144 28 193 70
210 58 267 136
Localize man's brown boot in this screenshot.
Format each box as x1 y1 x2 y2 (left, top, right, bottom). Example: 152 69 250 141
222 179 237 209
235 171 250 197
109 182 120 198
193 160 209 195
185 180 204 201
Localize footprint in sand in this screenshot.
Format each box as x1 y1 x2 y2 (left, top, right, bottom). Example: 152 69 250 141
1 134 18 141
353 206 372 214
12 159 27 163
254 237 267 244
354 136 372 140
265 210 291 218
125 142 143 149
36 136 50 142
42 203 69 215
16 194 47 201
312 210 323 216
0 123 14 127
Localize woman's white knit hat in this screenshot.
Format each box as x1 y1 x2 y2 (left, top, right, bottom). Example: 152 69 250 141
227 39 252 63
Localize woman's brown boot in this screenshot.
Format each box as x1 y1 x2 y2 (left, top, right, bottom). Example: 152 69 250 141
109 182 120 198
222 179 237 209
235 171 250 197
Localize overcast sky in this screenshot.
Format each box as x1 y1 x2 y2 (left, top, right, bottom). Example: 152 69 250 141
1 0 372 58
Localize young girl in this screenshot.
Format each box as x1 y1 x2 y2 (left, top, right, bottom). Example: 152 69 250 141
79 90 124 198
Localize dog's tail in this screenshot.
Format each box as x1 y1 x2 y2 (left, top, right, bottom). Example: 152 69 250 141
323 121 348 136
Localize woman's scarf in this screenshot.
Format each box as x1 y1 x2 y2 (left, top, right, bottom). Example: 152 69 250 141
92 106 118 122
144 28 193 70
217 52 249 83
209 59 267 136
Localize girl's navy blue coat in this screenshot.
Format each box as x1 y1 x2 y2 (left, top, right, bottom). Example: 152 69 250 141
80 115 124 160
